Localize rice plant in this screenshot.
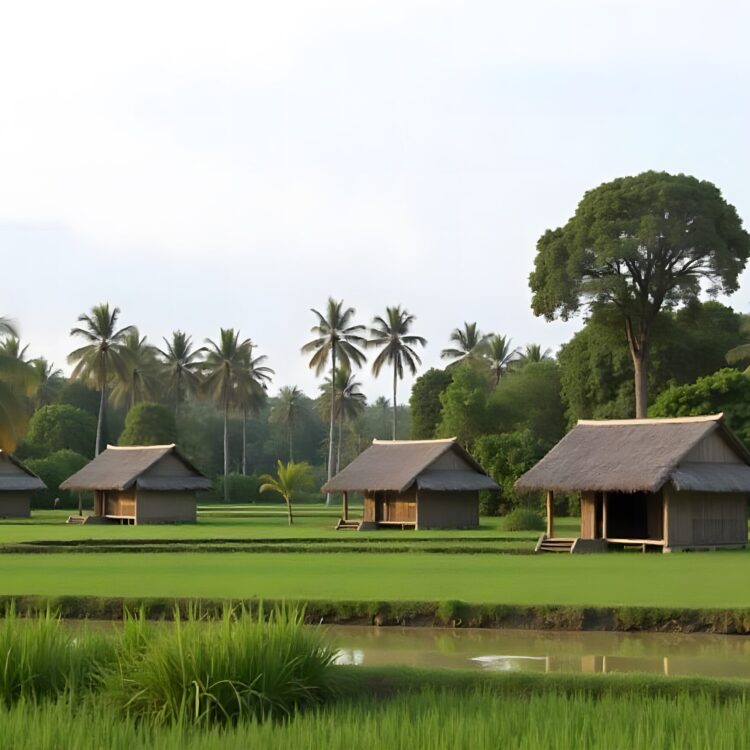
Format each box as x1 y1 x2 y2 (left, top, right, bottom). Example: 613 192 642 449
115 604 338 724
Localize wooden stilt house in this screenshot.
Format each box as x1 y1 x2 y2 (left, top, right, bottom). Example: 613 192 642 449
60 444 211 524
515 414 750 553
0 451 45 518
323 438 499 530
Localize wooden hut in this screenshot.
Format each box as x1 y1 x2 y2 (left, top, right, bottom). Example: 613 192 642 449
515 414 750 553
60 444 211 524
322 438 498 530
0 451 45 518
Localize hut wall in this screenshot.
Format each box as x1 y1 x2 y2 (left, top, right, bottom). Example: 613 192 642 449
683 433 744 464
428 451 475 472
363 494 376 523
135 491 197 524
664 488 748 548
379 488 417 524
103 490 136 518
141 454 196 478
416 490 479 529
0 493 30 518
581 492 596 539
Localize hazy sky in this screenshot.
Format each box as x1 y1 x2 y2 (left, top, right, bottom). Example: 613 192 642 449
3 0 750 401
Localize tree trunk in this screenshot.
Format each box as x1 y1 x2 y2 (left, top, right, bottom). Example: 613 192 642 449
242 406 247 476
223 400 229 503
392 364 398 440
286 496 294 526
625 317 650 419
95 381 106 456
337 416 342 474
326 350 336 505
288 424 294 463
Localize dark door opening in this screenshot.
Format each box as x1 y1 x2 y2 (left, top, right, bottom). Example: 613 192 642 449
606 491 663 540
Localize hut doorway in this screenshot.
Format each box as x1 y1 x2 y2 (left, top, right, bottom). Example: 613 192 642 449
606 491 663 541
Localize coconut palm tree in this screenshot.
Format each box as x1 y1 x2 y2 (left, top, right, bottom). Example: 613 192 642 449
0 337 30 362
302 298 366 503
0 319 37 452
485 334 520 386
110 329 160 410
259 460 315 526
157 331 205 416
368 306 426 439
440 322 490 364
374 395 390 438
270 385 306 462
30 358 65 408
68 303 135 455
318 369 367 473
236 344 274 475
516 343 554 367
203 328 253 502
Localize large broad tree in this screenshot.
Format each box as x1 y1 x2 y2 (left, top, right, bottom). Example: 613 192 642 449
530 171 750 417
68 304 134 455
368 306 426 439
302 298 366 504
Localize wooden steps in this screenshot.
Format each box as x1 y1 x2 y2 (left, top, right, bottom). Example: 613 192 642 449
535 536 576 553
335 519 361 531
66 515 88 525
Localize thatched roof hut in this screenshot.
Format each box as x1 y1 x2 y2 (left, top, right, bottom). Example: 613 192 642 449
0 451 45 518
516 414 750 552
323 438 498 530
61 444 211 524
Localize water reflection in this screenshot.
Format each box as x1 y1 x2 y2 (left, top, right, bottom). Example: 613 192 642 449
327 626 750 678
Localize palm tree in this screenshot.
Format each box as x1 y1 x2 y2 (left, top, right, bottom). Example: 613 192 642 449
30 358 65 407
236 343 274 475
440 322 490 364
110 329 160 410
259 460 315 526
368 306 426 439
516 343 553 367
485 334 520 385
203 328 253 502
302 298 366 503
374 396 390 438
0 337 30 362
318 369 367 473
68 303 135 455
157 331 205 416
0 319 37 452
270 386 306 461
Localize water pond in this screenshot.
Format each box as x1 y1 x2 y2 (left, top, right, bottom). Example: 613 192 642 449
329 626 750 678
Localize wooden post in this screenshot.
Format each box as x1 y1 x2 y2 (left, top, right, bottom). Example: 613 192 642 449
342 491 348 522
602 492 608 539
546 490 554 538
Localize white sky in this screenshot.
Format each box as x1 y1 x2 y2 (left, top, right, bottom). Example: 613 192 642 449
2 0 750 402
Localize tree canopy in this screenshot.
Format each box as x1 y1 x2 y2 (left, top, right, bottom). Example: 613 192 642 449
530 171 750 416
119 402 177 446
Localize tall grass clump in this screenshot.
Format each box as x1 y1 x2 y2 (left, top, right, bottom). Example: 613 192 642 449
0 604 113 705
116 604 338 725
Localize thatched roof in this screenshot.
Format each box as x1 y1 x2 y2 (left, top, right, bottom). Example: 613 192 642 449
60 445 211 492
321 438 498 494
0 452 46 492
515 414 750 494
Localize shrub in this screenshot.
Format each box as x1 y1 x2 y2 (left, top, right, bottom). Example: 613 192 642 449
501 508 545 531
115 605 337 725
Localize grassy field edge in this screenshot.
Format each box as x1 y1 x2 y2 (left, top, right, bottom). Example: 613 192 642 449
6 594 750 634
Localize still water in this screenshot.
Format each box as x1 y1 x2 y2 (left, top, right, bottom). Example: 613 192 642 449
328 626 750 678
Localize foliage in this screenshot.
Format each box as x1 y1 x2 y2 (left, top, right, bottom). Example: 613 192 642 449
55 380 100 417
473 430 545 512
260 460 316 525
156 331 205 410
24 405 96 458
490 361 567 448
269 386 308 462
501 507 545 531
206 473 261 504
436 363 494 447
485 334 519 385
559 302 748 422
649 368 750 444
109 329 161 410
530 171 750 416
26 450 89 508
409 368 452 439
440 322 490 364
116 605 337 725
119 402 177 446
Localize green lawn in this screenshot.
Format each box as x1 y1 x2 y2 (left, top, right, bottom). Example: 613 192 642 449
0 548 749 607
